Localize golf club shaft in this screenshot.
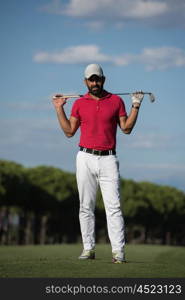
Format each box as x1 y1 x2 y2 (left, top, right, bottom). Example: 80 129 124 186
61 92 152 98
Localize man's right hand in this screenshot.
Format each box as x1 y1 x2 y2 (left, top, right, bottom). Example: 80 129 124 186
52 94 69 109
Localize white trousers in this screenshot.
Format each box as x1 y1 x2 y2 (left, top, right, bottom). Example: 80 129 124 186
76 151 125 252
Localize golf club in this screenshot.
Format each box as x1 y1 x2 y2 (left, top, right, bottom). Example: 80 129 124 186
55 92 155 102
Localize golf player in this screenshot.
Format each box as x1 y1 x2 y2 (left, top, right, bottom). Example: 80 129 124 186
52 64 143 263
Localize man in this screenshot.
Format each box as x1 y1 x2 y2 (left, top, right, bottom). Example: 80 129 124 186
52 63 143 263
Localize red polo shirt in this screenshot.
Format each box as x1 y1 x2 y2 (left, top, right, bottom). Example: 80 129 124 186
71 91 127 150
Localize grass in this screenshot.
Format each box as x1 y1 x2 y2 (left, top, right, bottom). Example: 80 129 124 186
0 244 185 278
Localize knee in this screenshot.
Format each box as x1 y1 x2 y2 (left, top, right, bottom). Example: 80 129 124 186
79 206 94 217
106 206 122 217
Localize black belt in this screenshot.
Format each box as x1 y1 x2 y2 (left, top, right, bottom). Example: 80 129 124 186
80 147 116 156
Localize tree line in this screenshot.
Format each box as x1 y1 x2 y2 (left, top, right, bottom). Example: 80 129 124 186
0 159 184 246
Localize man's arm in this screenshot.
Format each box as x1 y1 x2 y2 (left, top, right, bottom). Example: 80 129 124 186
118 91 144 134
52 95 80 137
119 108 139 134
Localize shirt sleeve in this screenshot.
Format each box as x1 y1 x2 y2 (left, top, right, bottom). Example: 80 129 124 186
118 98 127 117
71 101 80 119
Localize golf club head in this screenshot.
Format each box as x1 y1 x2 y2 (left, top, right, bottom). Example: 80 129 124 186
149 93 155 102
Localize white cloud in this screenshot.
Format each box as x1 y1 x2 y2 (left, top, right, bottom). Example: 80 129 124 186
33 45 185 70
34 45 110 64
43 0 168 18
119 0 168 19
116 47 185 70
41 0 185 28
138 47 185 70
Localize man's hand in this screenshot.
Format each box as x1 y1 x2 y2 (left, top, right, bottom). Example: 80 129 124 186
52 94 68 109
131 91 144 106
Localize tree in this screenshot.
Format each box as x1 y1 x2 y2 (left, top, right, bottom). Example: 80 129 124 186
0 160 27 207
26 166 80 244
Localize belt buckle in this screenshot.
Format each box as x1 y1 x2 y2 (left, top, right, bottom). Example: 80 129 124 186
92 149 101 155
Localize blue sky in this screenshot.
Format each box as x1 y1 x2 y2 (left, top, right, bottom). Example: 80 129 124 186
1 0 185 191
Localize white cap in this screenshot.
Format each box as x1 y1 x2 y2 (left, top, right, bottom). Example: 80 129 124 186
84 64 104 79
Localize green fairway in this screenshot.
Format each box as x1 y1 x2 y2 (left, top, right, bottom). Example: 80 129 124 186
0 244 184 278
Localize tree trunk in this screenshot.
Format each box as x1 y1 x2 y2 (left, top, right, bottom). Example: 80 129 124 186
144 227 148 244
25 215 33 245
39 215 48 244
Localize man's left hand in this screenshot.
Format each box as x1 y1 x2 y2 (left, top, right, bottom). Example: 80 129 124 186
131 91 144 105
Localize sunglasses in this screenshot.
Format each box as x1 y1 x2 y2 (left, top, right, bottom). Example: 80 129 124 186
87 75 103 82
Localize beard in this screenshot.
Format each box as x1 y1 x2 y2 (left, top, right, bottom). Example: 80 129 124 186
88 85 103 97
